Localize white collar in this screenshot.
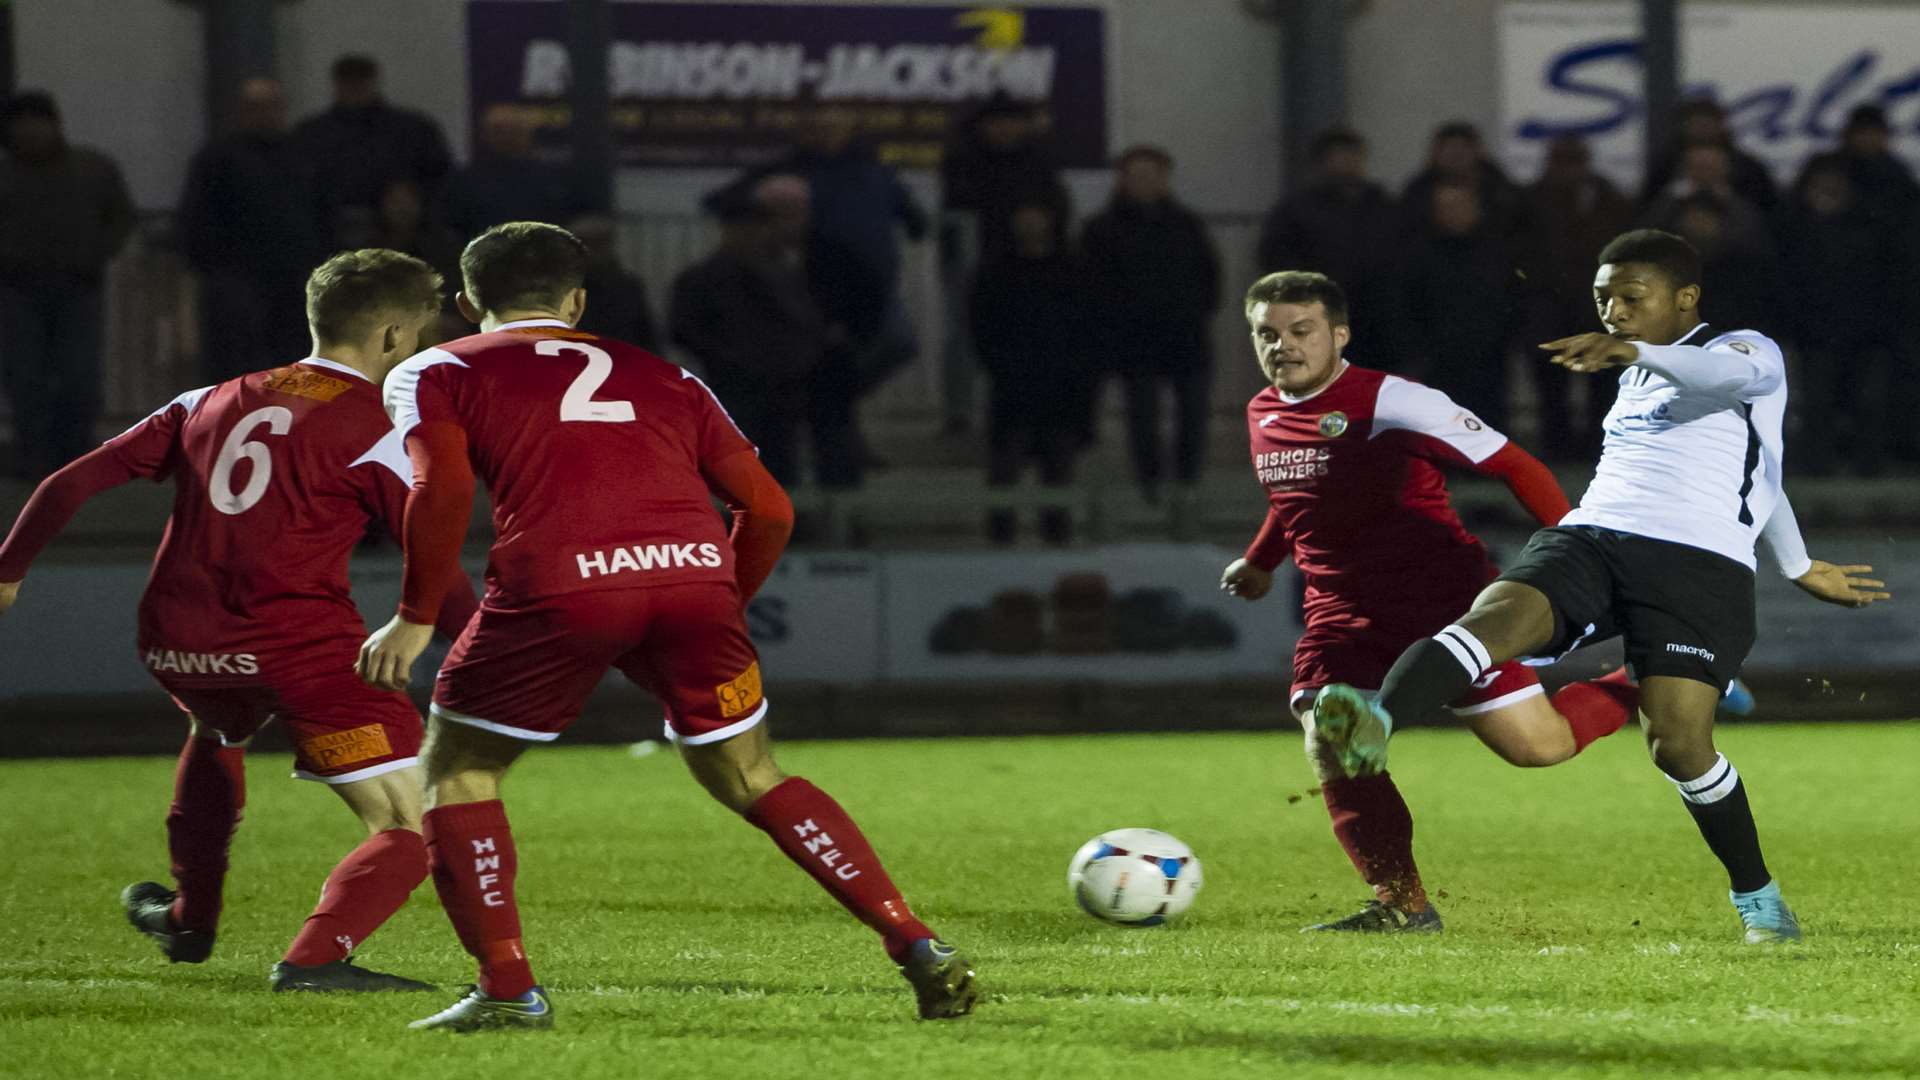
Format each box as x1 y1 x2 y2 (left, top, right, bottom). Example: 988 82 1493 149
298 356 371 384
1277 359 1349 404
494 318 570 330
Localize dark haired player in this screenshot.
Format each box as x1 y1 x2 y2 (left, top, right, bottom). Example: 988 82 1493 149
0 250 477 988
358 222 975 1031
1313 230 1888 943
1225 270 1653 932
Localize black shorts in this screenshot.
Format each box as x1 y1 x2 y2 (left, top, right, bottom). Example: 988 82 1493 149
1498 526 1756 691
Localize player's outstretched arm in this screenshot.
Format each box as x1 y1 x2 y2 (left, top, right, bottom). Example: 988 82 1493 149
1474 443 1571 527
1791 561 1889 608
703 449 794 603
0 445 150 611
358 421 475 690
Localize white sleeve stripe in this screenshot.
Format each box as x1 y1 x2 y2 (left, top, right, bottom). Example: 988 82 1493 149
678 367 757 452
349 426 414 486
381 348 466 435
115 384 214 439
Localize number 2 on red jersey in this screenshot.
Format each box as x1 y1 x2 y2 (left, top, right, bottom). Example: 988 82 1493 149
544 339 636 423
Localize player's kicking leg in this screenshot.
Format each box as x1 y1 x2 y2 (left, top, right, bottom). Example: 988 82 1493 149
269 764 436 992
122 717 244 964
406 717 553 1032
678 722 978 1019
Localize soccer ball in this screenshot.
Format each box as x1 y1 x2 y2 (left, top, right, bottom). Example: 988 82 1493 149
1067 828 1203 926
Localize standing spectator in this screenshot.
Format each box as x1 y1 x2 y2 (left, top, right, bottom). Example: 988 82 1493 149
971 201 1090 545
1081 146 1220 503
670 177 826 488
1388 179 1518 434
1825 105 1920 220
1778 159 1899 475
1399 122 1526 241
1255 128 1396 359
358 178 464 345
1642 97 1777 212
0 91 134 479
942 93 1071 264
1663 190 1781 339
938 94 1071 434
178 77 324 381
295 55 452 250
447 103 586 243
1642 142 1773 250
571 213 657 353
1521 136 1633 460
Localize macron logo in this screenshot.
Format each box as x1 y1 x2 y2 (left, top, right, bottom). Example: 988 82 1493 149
577 541 724 579
1259 414 1282 427
1665 643 1716 662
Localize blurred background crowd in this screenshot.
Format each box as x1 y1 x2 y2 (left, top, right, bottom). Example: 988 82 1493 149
3 53 1917 532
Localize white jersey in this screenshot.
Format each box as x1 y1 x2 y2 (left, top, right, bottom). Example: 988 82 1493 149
1562 323 1793 572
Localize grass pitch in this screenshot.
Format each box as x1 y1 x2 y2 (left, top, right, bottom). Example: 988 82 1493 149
2 723 1916 1079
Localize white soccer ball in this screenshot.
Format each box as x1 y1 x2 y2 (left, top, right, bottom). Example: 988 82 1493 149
1067 828 1203 926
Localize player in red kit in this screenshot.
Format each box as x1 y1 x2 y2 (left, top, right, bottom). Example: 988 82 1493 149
1219 271 1643 932
0 250 477 988
356 222 975 1032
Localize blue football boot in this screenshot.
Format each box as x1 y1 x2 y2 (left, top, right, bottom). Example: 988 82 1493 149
1731 880 1802 944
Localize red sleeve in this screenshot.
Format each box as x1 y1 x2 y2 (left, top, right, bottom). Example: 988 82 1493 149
1243 504 1291 572
361 437 480 640
396 421 477 625
1474 442 1571 527
0 444 146 580
688 373 757 465
702 449 794 603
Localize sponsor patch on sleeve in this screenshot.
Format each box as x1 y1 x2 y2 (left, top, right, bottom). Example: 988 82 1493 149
299 723 395 770
714 661 764 719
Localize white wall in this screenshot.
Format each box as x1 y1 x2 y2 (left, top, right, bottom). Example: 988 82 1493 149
1348 0 1504 190
13 0 204 207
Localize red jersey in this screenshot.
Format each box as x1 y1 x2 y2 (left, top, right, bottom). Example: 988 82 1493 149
1244 363 1511 626
111 359 423 672
384 320 755 606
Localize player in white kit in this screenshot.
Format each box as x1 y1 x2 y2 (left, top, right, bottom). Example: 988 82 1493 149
1310 230 1889 944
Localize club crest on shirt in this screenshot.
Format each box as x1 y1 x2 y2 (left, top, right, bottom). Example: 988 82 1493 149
1318 411 1348 438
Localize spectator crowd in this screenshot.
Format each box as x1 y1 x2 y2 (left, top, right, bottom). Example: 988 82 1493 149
3 65 1916 516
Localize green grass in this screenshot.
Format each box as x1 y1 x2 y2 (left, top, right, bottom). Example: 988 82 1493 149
2 724 1917 1079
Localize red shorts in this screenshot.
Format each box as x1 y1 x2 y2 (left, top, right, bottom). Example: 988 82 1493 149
430 582 765 745
152 648 423 784
1288 619 1543 719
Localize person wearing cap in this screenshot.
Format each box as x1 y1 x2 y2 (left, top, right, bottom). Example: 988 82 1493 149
0 90 135 479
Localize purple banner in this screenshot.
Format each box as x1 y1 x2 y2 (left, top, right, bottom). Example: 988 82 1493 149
466 2 1109 169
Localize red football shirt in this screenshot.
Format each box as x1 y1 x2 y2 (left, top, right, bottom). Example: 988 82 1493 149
1245 362 1511 629
384 320 754 606
110 359 428 672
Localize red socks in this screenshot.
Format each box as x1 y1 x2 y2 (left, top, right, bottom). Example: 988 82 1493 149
282 829 429 967
166 735 247 932
747 778 935 962
423 800 534 999
1320 772 1427 911
1552 667 1639 754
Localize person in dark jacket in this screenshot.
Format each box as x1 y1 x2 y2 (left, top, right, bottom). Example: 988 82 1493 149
294 55 453 249
446 103 587 243
942 93 1071 264
1255 128 1396 359
1520 135 1633 460
971 200 1090 545
1778 159 1902 476
1387 179 1518 433
671 176 827 487
1081 146 1220 502
178 77 325 380
1399 122 1527 243
1641 97 1777 213
0 91 135 479
571 213 658 353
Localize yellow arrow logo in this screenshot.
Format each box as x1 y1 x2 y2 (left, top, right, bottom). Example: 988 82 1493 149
956 7 1025 49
